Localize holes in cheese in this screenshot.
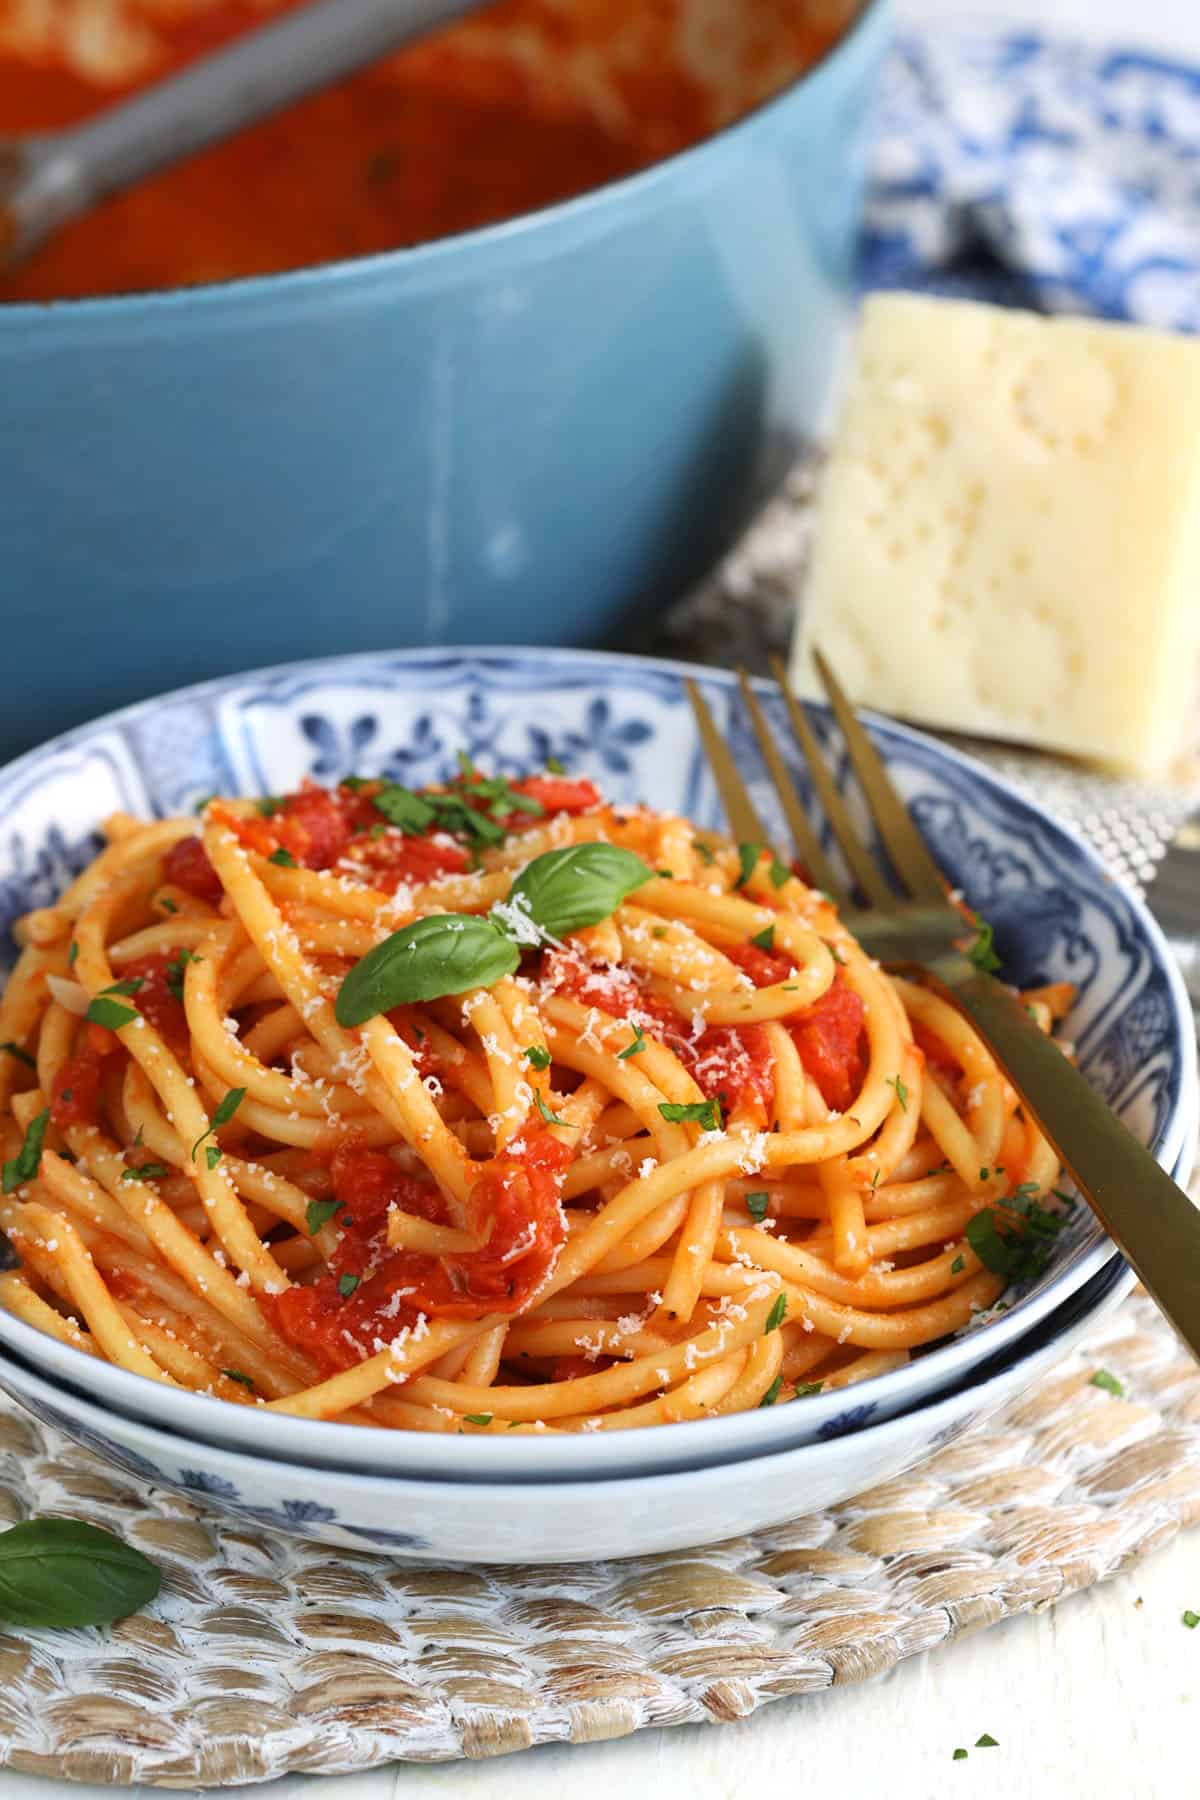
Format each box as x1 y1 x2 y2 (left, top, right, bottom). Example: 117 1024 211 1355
793 293 1200 781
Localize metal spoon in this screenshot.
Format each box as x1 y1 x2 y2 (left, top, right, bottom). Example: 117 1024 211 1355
0 0 490 270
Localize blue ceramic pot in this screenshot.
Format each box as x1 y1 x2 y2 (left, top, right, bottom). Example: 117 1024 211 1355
0 0 889 763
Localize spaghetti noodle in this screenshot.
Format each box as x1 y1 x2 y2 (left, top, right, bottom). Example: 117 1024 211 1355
0 764 1076 1432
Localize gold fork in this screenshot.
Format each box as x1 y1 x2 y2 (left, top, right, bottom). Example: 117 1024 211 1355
686 649 1200 1363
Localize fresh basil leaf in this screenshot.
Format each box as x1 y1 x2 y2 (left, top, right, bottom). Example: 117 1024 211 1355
768 856 791 889
508 843 652 939
98 979 145 998
268 848 297 868
524 1045 551 1071
336 915 520 1026
745 1191 769 1222
758 1376 782 1408
545 756 565 775
121 1164 168 1183
85 997 138 1031
306 1198 342 1235
67 941 79 967
463 1412 494 1427
157 896 178 915
222 1369 255 1389
750 924 775 953
793 1381 824 1398
0 1518 160 1628
764 1293 787 1334
337 1272 360 1298
204 1145 222 1170
2 1109 49 1194
617 1024 646 1061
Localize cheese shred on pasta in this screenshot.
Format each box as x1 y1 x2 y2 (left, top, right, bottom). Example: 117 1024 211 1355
0 766 1073 1432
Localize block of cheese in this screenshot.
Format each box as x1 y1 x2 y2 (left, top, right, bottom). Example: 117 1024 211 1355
792 293 1200 779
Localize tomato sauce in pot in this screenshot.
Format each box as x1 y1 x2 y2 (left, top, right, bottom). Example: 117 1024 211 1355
0 0 856 301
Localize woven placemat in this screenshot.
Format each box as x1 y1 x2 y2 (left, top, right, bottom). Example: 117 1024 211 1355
2 476 1199 1788
0 1287 1196 1787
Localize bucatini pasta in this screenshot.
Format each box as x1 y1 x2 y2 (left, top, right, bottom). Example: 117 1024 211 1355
0 763 1077 1432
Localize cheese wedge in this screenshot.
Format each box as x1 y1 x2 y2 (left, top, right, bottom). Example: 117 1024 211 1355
792 293 1200 779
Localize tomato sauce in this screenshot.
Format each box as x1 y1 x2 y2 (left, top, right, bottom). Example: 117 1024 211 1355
0 0 851 302
49 1022 125 1129
269 1134 571 1373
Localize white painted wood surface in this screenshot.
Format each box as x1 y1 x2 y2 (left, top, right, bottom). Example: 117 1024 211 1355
3 3 1197 1796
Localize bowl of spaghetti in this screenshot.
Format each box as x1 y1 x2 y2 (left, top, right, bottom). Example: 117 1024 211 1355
0 649 1192 1501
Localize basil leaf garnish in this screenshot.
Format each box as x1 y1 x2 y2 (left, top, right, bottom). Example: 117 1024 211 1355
507 844 653 940
0 1519 160 1628
336 915 520 1026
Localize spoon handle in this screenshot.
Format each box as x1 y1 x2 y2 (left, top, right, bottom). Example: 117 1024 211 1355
3 0 487 264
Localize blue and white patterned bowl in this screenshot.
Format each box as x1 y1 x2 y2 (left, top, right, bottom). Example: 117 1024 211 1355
0 648 1192 1483
0 1253 1138 1561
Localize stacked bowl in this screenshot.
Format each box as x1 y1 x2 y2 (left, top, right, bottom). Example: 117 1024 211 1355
0 648 1191 1563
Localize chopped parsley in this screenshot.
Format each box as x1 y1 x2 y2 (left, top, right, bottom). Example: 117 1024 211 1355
694 839 716 866
464 1413 494 1427
887 1074 908 1113
191 1087 246 1164
2 1108 49 1194
652 925 668 939
967 918 1002 974
1091 1369 1124 1397
658 1098 722 1131
545 756 566 775
825 941 847 967
764 1293 787 1334
268 847 297 868
535 1093 569 1127
165 948 201 1002
793 1381 824 1398
255 796 281 817
222 1370 255 1389
745 1191 770 1223
337 1273 360 1298
0 1042 34 1070
617 1024 647 1062
305 1198 342 1236
524 1045 552 1071
205 1145 222 1171
952 1749 968 1762
1183 1611 1199 1630
157 895 179 915
85 996 138 1031
193 794 216 815
734 843 761 889
121 1164 168 1183
758 1376 783 1407
975 1735 998 1749
750 924 776 953
67 941 79 967
950 1255 965 1275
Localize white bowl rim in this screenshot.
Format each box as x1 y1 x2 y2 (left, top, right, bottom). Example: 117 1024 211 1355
0 1260 1138 1504
0 643 1192 1477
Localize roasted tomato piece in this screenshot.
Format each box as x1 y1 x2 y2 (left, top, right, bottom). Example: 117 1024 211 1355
161 835 223 904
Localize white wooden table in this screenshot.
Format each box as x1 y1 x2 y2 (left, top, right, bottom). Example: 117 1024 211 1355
5 4 1198 1797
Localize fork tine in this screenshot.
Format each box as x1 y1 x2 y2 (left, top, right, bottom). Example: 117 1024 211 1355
685 679 774 850
767 653 894 909
808 648 950 905
735 668 847 908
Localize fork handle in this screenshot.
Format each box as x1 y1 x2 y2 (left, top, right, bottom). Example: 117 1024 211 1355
931 957 1200 1362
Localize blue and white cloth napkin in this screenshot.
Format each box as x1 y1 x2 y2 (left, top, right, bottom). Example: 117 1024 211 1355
861 26 1200 331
